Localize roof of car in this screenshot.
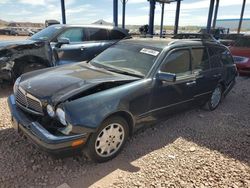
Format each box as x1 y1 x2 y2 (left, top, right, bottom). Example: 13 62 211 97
53 24 128 33
119 38 220 49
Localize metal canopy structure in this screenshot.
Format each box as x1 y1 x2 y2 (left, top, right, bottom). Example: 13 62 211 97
59 0 247 35
148 0 179 36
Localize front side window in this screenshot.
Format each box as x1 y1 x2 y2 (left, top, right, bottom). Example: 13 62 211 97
87 28 108 41
59 28 85 42
160 49 192 77
192 48 210 72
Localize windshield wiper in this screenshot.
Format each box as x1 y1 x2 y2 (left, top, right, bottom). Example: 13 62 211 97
105 67 144 78
90 61 144 78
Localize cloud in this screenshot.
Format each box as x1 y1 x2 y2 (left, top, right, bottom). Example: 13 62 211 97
18 0 45 5
128 0 147 4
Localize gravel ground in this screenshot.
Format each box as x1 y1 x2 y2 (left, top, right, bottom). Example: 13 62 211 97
0 76 249 188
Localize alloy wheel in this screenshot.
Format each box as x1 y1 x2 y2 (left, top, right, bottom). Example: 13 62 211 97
95 123 125 157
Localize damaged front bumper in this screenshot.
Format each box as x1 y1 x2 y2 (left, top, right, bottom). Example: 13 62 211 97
8 95 89 154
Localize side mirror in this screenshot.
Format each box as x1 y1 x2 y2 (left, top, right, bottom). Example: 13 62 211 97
156 72 176 82
55 37 70 48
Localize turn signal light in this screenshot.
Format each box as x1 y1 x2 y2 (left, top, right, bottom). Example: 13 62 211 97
71 139 85 147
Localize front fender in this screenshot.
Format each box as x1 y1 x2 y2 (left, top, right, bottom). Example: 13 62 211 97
63 92 124 131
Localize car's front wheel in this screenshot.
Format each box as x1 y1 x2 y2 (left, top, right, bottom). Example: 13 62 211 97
86 116 129 162
205 84 223 111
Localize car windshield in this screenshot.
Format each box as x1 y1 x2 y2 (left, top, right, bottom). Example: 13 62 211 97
90 44 161 77
30 25 62 41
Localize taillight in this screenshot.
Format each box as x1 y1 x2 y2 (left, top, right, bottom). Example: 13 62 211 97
233 56 249 64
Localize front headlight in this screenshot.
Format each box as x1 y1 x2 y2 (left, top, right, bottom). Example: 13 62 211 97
47 105 55 117
56 108 67 126
13 77 21 94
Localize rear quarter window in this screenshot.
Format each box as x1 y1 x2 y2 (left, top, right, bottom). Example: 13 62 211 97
87 28 108 41
208 47 223 68
109 30 126 40
191 48 210 72
219 48 234 65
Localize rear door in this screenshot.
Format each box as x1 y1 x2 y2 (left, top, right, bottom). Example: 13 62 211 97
191 47 215 102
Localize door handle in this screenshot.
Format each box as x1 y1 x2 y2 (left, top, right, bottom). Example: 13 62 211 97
80 46 85 51
186 80 196 86
213 74 221 78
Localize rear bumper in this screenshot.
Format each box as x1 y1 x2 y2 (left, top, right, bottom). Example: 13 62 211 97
8 95 89 154
236 64 250 75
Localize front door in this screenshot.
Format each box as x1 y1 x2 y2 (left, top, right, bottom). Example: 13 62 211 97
151 48 196 118
53 27 87 65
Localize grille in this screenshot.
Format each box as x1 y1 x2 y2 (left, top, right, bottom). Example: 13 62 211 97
15 87 43 115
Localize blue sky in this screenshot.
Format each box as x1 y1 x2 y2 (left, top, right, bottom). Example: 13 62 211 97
0 0 250 26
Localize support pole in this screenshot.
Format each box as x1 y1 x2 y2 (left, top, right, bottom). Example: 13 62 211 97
148 0 156 36
160 3 165 38
60 0 66 24
212 0 219 28
174 0 181 35
113 0 118 27
238 0 246 34
207 0 215 33
122 0 127 29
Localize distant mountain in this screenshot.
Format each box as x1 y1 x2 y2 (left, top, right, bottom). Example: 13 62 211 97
92 19 113 26
0 19 43 28
0 19 8 26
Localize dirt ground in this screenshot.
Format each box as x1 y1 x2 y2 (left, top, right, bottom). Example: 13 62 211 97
0 35 249 187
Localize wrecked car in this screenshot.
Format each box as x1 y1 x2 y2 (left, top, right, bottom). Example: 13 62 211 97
0 24 129 82
8 38 237 162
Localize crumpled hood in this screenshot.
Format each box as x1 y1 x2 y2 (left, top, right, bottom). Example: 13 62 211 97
19 63 138 103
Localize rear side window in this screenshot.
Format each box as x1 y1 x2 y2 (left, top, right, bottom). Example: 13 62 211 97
208 47 222 68
192 48 210 72
161 49 191 77
58 28 85 42
109 30 126 40
87 28 108 41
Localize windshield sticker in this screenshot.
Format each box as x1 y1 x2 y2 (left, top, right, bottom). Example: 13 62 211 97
140 48 159 56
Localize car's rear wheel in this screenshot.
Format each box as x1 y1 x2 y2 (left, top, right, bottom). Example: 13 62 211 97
86 116 129 162
205 84 223 111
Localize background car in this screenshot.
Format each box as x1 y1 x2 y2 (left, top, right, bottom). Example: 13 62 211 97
172 33 217 41
229 35 250 75
8 38 237 162
0 24 129 82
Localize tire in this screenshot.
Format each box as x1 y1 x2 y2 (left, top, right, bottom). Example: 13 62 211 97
13 62 46 81
204 84 223 111
22 62 46 74
86 116 129 162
